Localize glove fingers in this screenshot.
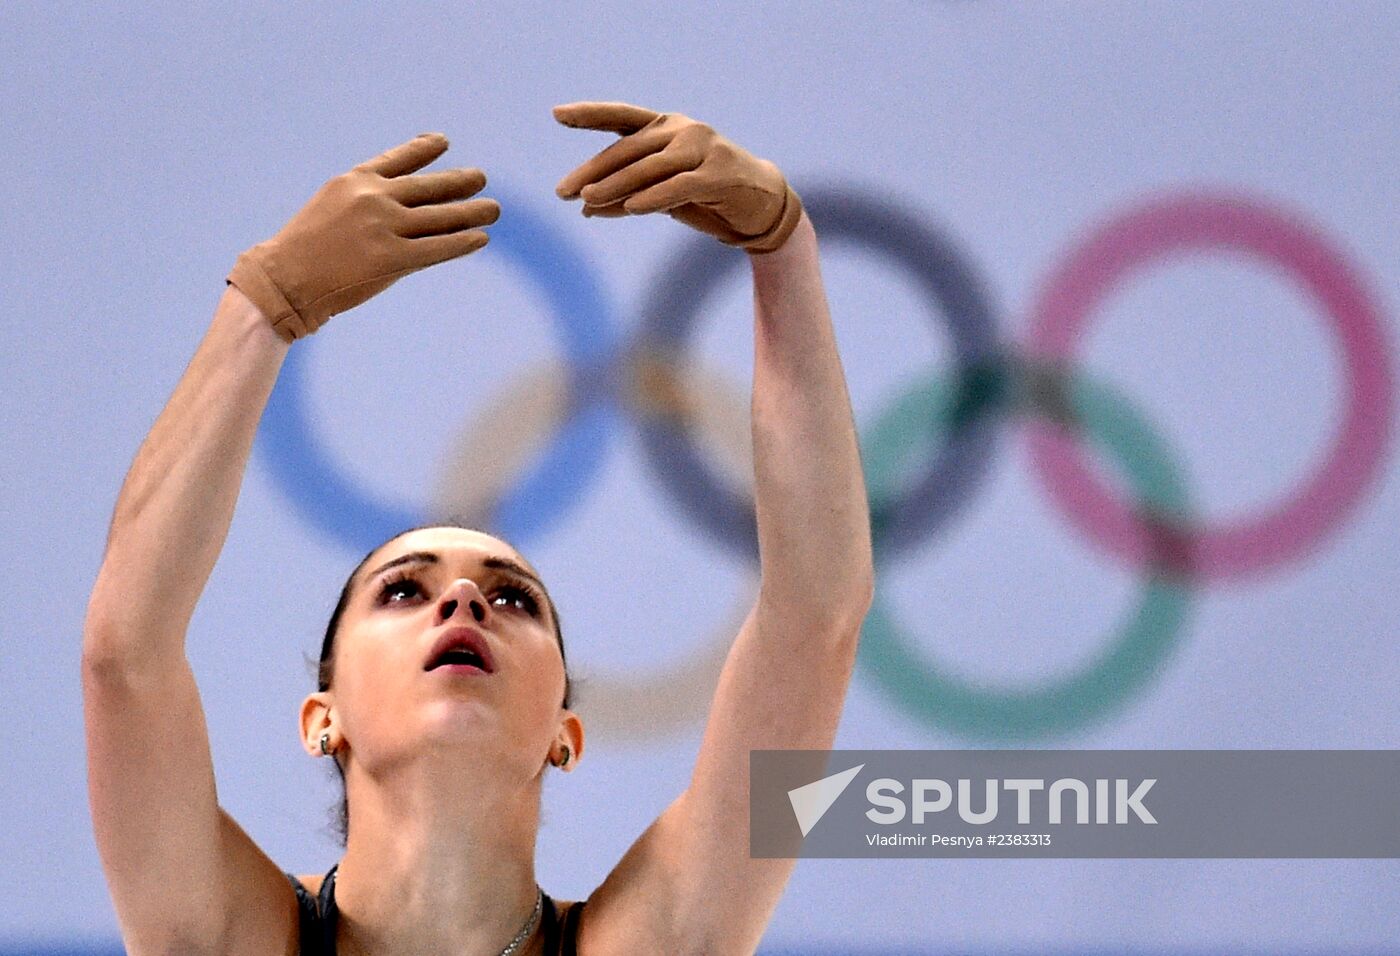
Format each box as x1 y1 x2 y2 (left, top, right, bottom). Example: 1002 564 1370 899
405 229 491 267
398 198 501 238
621 169 708 214
552 101 661 134
391 167 487 207
581 147 702 208
356 132 450 178
555 123 671 199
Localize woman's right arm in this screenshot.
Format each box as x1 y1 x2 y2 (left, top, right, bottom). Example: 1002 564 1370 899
82 285 300 955
82 131 499 955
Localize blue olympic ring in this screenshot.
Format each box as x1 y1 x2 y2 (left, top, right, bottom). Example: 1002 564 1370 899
256 189 622 553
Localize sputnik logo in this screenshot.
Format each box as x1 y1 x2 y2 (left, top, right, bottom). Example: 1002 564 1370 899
787 764 865 837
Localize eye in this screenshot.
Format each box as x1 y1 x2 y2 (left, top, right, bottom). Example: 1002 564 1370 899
376 571 423 605
491 584 541 617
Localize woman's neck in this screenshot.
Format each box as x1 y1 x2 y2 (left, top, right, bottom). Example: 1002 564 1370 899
332 758 547 956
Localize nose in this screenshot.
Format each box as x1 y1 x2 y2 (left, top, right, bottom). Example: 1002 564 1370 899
437 577 491 627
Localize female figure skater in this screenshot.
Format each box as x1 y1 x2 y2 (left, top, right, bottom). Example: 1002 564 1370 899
83 101 874 955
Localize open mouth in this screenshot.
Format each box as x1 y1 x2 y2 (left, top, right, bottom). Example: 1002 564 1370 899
423 626 496 674
424 626 496 674
426 647 490 673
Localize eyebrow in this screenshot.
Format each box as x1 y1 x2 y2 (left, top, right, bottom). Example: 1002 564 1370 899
362 550 549 603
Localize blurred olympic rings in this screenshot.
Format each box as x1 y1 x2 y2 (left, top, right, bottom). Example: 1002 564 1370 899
257 186 1393 742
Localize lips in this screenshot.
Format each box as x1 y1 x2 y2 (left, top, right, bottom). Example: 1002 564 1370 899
424 626 496 674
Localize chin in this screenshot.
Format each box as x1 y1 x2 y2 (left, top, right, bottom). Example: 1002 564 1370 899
416 699 508 745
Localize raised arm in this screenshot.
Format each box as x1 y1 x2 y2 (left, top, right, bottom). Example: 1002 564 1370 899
746 208 873 641
551 103 873 954
82 284 296 954
82 132 498 954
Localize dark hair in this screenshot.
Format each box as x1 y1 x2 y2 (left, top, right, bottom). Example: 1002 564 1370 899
310 522 574 846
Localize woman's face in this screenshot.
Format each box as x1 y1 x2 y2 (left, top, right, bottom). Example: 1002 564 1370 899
320 527 573 779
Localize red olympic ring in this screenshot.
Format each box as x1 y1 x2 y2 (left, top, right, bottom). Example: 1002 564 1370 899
1024 191 1394 581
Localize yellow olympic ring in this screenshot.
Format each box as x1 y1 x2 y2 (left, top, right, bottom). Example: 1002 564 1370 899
429 356 757 744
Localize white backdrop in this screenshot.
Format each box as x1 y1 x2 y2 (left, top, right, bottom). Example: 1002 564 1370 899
2 2 1397 952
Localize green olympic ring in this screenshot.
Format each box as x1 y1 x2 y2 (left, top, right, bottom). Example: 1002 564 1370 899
857 356 1196 741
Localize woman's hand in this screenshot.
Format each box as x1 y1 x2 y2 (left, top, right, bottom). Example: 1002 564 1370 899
226 132 500 343
552 101 803 254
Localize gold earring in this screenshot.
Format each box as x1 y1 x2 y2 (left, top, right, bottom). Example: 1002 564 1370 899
320 732 332 756
557 745 571 768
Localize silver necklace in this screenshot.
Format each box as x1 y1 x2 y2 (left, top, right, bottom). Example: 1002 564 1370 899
499 885 543 956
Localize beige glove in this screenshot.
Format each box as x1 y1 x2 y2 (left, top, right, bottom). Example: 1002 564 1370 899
552 102 803 254
226 132 500 343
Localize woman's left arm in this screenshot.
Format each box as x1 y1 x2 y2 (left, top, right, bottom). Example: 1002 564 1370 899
747 206 874 640
554 103 873 955
650 207 874 952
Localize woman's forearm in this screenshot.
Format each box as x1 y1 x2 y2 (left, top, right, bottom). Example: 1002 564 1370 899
84 285 290 663
748 210 874 633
